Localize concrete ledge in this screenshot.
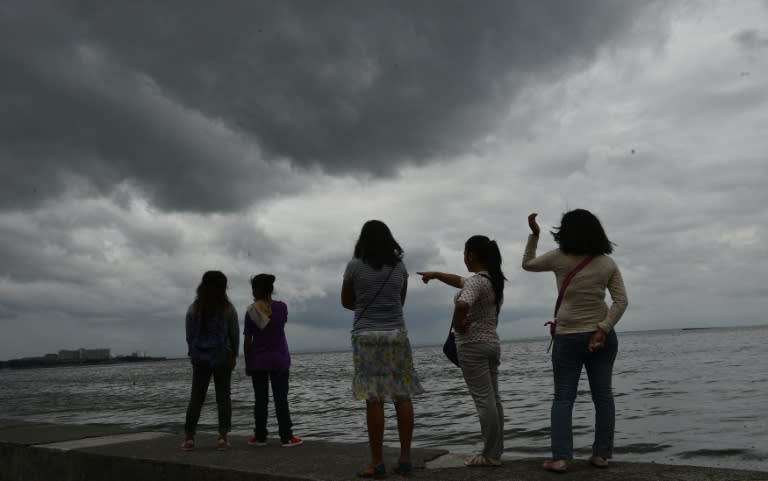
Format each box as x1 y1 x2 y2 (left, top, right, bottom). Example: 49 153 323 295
1 419 766 481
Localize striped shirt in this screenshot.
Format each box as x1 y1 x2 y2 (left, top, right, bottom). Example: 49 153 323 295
343 258 408 333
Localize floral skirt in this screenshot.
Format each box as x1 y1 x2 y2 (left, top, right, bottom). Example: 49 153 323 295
351 330 424 401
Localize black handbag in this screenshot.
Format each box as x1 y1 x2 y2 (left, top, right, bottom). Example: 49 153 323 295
442 330 460 367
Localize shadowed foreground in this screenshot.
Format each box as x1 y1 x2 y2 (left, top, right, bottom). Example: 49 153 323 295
1 419 765 481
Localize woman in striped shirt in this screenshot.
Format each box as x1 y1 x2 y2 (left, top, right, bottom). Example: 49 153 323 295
341 220 423 478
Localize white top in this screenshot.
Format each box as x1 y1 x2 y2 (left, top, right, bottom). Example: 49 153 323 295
522 234 628 334
454 272 500 347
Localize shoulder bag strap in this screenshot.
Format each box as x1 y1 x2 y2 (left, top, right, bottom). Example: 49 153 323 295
545 255 595 352
449 273 493 334
357 263 396 321
553 256 595 317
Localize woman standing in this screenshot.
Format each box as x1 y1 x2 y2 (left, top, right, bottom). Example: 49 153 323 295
418 235 507 467
522 210 628 472
182 270 239 451
243 274 302 447
341 220 423 478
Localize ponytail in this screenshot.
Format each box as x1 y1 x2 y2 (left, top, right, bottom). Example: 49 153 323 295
465 236 507 314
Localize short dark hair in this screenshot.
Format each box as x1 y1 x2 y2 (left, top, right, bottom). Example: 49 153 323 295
353 220 403 270
552 209 614 255
250 273 276 300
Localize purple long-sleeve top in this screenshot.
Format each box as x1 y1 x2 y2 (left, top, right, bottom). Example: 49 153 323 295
243 300 291 372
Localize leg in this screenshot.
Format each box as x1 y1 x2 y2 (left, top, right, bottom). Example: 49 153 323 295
585 330 618 460
184 366 213 437
488 345 504 457
366 401 385 465
459 342 503 460
550 333 588 460
394 398 414 463
270 369 294 441
251 371 270 440
213 365 233 435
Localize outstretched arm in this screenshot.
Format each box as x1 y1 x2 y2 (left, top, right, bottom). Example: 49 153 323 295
416 271 463 288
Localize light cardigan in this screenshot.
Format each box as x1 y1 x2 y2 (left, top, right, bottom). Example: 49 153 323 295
522 234 628 334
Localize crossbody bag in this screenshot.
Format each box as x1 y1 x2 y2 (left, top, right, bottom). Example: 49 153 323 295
545 256 595 352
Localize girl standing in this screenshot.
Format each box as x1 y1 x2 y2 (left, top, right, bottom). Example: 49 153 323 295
418 235 506 467
244 273 302 447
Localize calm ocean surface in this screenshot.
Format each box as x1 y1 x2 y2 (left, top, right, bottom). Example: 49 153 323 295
1 326 766 471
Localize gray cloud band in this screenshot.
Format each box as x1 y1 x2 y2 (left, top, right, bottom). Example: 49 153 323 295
1 0 660 212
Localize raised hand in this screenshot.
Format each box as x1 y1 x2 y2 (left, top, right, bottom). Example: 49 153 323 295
528 213 541 236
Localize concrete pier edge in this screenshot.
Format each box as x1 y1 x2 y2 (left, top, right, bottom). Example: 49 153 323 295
1 419 766 481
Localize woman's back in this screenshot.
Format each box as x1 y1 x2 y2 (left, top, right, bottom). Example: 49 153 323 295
245 300 290 371
523 246 627 334
344 258 407 332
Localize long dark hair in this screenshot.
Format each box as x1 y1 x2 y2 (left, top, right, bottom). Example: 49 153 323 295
552 209 614 255
353 220 404 270
193 270 230 320
465 235 506 314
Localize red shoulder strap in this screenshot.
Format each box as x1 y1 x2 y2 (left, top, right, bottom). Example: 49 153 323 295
553 256 595 317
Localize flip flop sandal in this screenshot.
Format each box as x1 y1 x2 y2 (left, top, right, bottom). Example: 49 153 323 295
543 459 568 473
357 463 386 479
465 454 502 467
180 439 195 451
216 436 231 451
393 460 412 475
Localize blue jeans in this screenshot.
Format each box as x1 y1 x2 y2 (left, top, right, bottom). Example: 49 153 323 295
550 330 617 460
251 369 294 441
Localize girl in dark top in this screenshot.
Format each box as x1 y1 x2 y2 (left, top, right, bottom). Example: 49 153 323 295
182 270 239 451
244 274 302 447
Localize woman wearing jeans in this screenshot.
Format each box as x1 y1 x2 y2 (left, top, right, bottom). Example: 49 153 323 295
243 274 302 447
418 235 507 467
522 210 628 472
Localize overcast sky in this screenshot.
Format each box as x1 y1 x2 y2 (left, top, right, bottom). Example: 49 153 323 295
1 1 767 359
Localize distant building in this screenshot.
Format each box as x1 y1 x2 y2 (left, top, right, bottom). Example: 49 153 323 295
58 349 80 361
58 348 111 361
81 349 110 360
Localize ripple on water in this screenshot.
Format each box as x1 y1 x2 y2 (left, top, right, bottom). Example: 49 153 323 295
2 326 767 471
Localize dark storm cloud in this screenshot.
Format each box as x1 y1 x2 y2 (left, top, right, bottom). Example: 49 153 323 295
1 0 659 213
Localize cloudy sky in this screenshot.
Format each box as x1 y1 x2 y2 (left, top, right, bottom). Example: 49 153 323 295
1 1 767 359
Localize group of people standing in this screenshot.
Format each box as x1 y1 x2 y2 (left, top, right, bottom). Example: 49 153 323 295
181 208 628 477
181 271 302 452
